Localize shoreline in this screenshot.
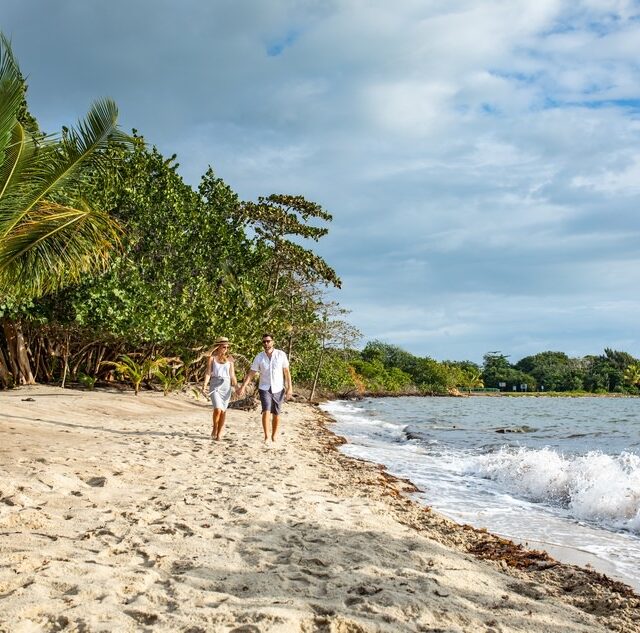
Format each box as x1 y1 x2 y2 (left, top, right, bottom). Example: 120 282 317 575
321 395 640 591
1 386 639 632
325 391 640 400
314 407 640 591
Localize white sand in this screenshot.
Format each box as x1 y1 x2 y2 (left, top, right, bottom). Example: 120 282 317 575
1 386 638 632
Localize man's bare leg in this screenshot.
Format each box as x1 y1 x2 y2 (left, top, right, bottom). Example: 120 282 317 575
271 414 280 441
261 411 270 441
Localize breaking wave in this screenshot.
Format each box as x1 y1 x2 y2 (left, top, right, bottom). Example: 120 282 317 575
462 447 640 533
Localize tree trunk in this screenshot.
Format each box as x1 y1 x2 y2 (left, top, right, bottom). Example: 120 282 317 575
2 319 35 385
287 293 294 358
32 334 42 382
0 346 13 388
309 347 325 402
61 334 70 388
95 345 106 375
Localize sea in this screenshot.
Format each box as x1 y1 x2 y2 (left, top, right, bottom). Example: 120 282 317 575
320 396 640 591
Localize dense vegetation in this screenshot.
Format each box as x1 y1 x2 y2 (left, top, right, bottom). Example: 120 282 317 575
352 343 640 396
1 36 638 398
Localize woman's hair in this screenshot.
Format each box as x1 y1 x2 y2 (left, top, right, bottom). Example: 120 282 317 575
212 343 229 362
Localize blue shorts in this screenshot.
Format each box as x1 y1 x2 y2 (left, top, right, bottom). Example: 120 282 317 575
258 388 285 415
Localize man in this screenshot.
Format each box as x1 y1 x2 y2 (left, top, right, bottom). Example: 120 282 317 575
238 333 293 442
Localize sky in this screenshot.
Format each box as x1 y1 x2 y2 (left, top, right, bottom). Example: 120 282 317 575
2 0 640 363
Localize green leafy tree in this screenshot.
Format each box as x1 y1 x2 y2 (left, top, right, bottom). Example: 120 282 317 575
233 194 340 295
362 341 416 371
411 357 457 393
481 352 511 388
350 358 391 392
582 349 637 393
15 139 348 394
63 144 256 354
482 352 535 391
305 306 361 401
515 351 584 391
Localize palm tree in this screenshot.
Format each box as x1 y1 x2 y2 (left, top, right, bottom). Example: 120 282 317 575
459 368 484 394
623 363 640 389
0 33 130 386
0 33 130 300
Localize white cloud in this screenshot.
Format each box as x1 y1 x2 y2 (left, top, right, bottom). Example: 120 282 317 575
572 155 640 194
3 0 640 361
364 80 456 136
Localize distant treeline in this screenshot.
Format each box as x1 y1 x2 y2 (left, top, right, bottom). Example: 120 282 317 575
333 342 640 396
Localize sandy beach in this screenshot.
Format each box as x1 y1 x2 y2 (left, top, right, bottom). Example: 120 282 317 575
1 387 639 632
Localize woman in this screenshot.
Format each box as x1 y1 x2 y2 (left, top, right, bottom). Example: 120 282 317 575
202 336 237 440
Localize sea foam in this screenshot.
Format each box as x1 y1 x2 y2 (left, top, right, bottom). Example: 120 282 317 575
462 447 640 533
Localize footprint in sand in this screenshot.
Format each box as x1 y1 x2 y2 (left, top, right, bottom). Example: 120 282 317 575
123 610 158 625
170 559 195 574
85 476 107 487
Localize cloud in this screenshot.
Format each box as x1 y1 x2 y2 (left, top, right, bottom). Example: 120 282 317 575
2 0 640 362
572 155 640 194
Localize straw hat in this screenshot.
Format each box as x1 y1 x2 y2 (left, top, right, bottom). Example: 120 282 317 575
213 336 230 347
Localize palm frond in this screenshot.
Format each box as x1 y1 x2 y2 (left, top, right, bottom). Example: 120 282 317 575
0 199 122 297
0 32 129 301
0 33 24 155
15 99 129 221
0 121 25 201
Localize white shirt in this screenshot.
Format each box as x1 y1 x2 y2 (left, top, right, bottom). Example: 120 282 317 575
251 349 290 393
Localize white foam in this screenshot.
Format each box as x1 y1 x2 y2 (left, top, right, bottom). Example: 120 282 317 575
321 401 407 444
462 448 640 533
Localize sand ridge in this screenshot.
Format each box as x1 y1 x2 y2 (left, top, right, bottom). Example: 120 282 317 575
0 386 638 632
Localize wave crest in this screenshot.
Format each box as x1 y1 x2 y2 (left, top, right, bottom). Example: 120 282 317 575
463 448 640 533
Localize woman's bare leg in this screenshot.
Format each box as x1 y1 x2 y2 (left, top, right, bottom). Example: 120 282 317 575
216 410 227 440
212 409 223 440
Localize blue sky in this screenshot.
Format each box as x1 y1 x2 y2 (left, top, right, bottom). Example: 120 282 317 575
2 0 640 363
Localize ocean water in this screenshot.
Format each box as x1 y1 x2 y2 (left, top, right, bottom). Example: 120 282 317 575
320 396 640 591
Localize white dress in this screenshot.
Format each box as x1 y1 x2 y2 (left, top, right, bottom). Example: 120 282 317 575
209 358 232 411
